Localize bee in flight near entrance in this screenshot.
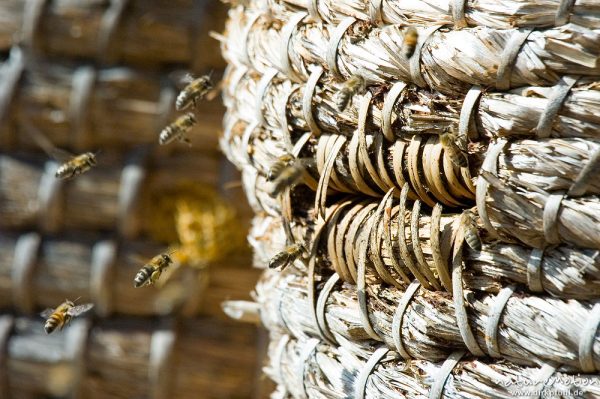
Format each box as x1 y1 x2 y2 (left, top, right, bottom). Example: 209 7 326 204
460 209 482 251
133 249 177 288
54 151 98 179
440 127 469 168
40 299 94 334
268 243 306 270
176 73 213 111
268 157 314 197
159 112 197 146
267 153 295 182
402 26 419 58
334 74 366 112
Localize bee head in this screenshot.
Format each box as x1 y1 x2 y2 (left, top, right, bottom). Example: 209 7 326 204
162 254 172 263
86 152 98 165
66 300 75 307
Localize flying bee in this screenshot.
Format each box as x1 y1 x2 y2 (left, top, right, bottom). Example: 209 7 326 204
176 73 213 111
268 243 306 270
402 26 418 58
267 153 295 181
40 299 94 334
269 158 314 197
159 112 197 146
440 128 469 168
460 209 482 251
54 151 98 179
334 74 366 112
133 249 177 288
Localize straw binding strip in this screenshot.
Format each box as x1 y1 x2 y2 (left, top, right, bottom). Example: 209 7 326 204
526 248 545 293
307 0 322 23
496 28 533 90
70 66 97 150
0 47 25 131
315 273 340 345
369 0 383 26
90 240 118 317
37 160 64 233
452 0 468 28
568 145 600 197
555 0 576 25
118 147 150 238
381 81 408 142
527 362 559 399
97 0 130 63
315 135 347 220
535 75 579 138
12 232 41 314
392 280 421 359
429 350 466 399
452 229 485 356
459 85 483 141
302 67 324 136
484 284 516 358
357 228 383 341
241 13 262 67
542 193 564 245
326 17 357 79
150 328 177 399
0 315 14 399
354 347 390 399
579 302 600 372
21 0 47 49
297 338 319 399
255 68 279 126
409 25 443 88
476 139 507 240
278 12 307 82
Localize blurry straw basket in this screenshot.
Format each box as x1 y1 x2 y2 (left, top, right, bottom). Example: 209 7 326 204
219 0 600 397
0 1 268 399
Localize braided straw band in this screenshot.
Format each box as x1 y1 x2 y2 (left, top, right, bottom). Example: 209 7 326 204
381 81 408 142
278 12 308 82
302 67 324 136
535 75 579 138
568 145 600 197
555 0 576 25
369 0 383 26
410 25 443 88
452 0 468 28
255 67 279 126
354 347 390 399
458 85 483 141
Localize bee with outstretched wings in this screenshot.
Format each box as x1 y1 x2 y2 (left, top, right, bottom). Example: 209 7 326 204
40 299 94 334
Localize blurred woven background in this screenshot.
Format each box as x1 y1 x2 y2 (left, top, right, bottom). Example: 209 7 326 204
0 1 270 398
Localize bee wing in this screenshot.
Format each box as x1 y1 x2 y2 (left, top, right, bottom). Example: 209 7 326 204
67 303 94 317
154 259 181 289
40 308 55 318
128 253 151 265
49 147 75 163
204 80 222 101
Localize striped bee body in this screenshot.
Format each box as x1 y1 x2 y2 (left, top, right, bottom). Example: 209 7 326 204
133 252 174 288
267 154 295 181
55 152 97 179
460 210 482 251
176 75 213 111
159 113 197 146
269 159 314 197
440 130 469 168
334 75 366 112
402 27 419 58
268 244 305 270
41 300 94 334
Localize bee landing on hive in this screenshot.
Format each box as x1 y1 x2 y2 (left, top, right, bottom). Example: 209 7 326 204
176 74 213 111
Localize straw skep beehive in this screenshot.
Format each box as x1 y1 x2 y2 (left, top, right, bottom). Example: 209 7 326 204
0 1 269 398
219 0 600 397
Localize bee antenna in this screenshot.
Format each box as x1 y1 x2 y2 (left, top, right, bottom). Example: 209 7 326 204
73 296 81 303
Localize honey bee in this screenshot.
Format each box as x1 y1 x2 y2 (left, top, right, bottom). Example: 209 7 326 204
40 299 94 334
267 153 295 181
133 250 177 288
440 128 469 168
460 210 482 251
54 151 98 179
269 158 313 196
334 75 366 112
402 27 419 58
176 74 213 111
159 112 197 146
268 243 305 270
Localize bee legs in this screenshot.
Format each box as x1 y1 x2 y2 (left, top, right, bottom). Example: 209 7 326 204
150 270 162 285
